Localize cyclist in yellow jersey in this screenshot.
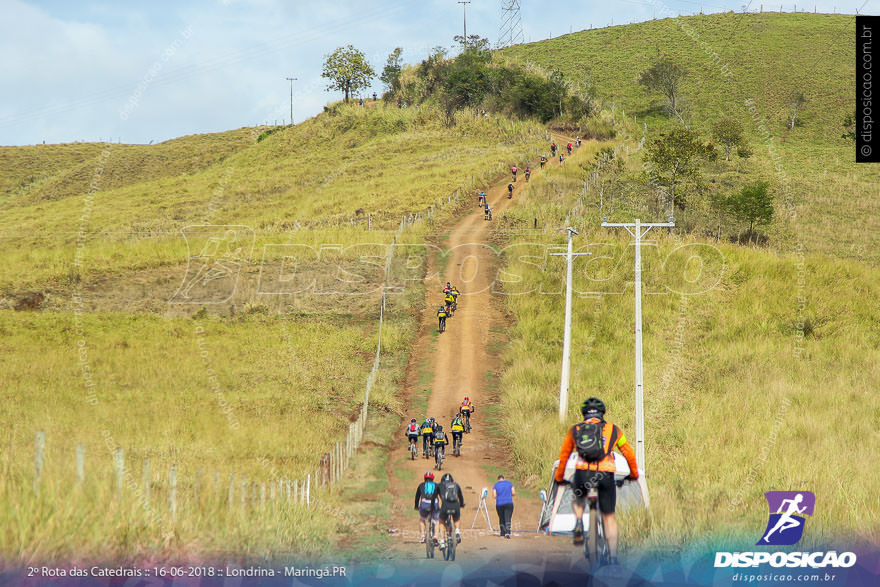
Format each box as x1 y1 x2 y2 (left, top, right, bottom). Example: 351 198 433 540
450 413 465 453
444 292 455 315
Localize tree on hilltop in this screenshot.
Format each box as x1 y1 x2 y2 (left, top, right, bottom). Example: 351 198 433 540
322 45 375 103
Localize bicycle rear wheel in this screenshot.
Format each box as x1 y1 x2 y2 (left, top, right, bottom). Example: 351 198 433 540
586 503 599 567
426 521 434 559
444 520 456 561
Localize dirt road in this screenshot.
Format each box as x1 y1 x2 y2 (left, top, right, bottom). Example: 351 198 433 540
382 147 587 569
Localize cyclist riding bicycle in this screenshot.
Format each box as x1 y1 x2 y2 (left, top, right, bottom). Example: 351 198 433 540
414 471 440 544
437 306 448 332
511 166 518 182
437 473 465 550
540 155 547 169
450 413 465 450
553 397 639 565
443 282 453 295
484 203 492 221
420 417 435 455
567 142 573 155
525 167 531 181
406 418 421 453
433 425 449 466
576 136 582 147
460 397 475 429
444 292 455 315
551 142 557 156
507 183 514 198
451 286 460 304
477 191 486 207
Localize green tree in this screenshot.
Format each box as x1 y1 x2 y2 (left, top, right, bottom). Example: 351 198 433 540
380 47 403 94
712 117 746 161
322 45 375 103
722 181 774 233
644 128 713 210
638 58 687 117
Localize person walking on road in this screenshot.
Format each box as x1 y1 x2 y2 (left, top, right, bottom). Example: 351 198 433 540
493 474 515 539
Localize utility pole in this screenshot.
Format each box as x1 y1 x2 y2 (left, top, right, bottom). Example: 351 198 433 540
285 77 298 126
600 216 673 502
458 1 471 47
549 228 591 423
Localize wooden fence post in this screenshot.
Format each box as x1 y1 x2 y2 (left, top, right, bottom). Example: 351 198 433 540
115 449 124 497
143 458 150 506
228 474 235 508
306 474 311 507
75 443 85 487
34 431 45 495
169 464 177 523
241 479 247 507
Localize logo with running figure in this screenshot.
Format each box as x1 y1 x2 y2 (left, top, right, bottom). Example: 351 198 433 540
758 491 815 546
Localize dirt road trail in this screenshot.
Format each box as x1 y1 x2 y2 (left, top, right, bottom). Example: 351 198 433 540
383 141 587 568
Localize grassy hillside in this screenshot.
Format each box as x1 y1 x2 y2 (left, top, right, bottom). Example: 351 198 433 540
0 104 543 290
0 101 546 561
504 13 877 262
494 136 879 550
0 129 262 204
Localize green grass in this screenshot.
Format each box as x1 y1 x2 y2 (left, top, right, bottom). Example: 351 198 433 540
493 135 880 549
0 104 544 290
504 13 878 262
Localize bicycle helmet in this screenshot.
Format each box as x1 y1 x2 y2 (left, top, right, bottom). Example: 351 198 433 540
435 424 443 432
425 471 435 480
441 473 454 483
411 418 417 423
580 397 606 418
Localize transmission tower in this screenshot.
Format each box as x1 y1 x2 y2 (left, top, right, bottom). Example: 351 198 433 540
498 0 524 48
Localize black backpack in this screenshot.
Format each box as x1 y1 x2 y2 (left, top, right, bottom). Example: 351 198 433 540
573 421 616 462
442 482 459 504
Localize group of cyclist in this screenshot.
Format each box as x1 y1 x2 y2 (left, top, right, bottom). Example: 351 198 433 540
410 136 618 562
414 471 465 552
405 397 475 466
436 282 460 333
408 396 475 554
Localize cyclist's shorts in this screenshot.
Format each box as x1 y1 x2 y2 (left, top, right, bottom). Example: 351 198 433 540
572 469 616 513
419 504 439 523
407 433 419 439
438 505 461 523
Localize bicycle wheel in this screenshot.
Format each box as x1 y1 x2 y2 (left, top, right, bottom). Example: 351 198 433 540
444 520 456 561
587 503 599 567
426 521 434 559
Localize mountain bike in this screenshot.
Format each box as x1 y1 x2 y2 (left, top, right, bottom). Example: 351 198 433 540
451 300 457 313
438 317 446 333
408 436 419 460
452 434 462 457
463 411 472 433
585 486 610 569
484 210 492 221
426 517 436 559
434 445 445 470
442 516 457 561
423 438 433 459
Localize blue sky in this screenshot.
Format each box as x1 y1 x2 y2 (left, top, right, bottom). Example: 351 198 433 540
0 0 870 145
